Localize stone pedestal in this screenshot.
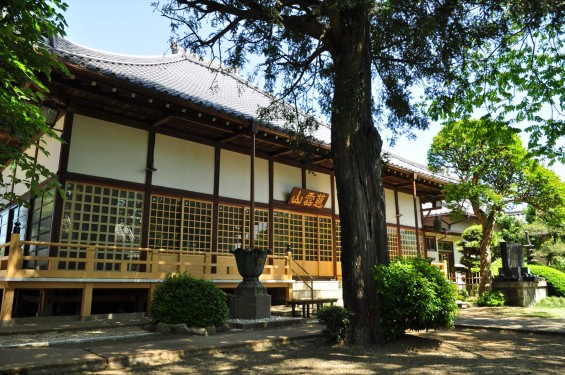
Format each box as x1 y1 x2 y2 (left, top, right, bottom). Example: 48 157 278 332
228 248 272 319
492 280 547 307
229 293 271 319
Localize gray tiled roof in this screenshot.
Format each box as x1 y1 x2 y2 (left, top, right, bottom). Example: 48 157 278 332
51 37 331 143
51 38 452 183
383 152 459 184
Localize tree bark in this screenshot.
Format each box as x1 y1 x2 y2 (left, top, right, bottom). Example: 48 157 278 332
330 4 389 346
478 218 496 294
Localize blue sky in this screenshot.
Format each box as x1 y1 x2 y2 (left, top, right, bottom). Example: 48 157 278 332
62 0 563 179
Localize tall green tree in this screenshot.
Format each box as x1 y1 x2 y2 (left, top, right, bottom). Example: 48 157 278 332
497 214 526 244
0 0 68 208
428 118 564 294
427 2 565 162
154 1 563 345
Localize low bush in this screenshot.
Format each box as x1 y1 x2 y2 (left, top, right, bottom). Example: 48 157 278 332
457 288 470 300
476 290 505 307
549 256 565 274
534 296 565 308
374 257 458 342
528 264 565 297
317 305 352 343
149 272 229 327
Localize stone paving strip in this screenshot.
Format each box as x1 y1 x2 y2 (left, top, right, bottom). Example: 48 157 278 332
0 326 156 348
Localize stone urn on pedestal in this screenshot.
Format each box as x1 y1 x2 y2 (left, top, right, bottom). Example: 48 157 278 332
229 247 272 319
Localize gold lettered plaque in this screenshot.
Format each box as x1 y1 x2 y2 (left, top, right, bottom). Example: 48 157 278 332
287 187 329 209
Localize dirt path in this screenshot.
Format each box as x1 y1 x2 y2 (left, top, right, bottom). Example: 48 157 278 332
87 327 564 374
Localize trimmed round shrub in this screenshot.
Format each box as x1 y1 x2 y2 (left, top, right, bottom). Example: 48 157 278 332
476 290 505 307
374 257 458 342
317 305 352 342
149 273 229 327
528 264 565 297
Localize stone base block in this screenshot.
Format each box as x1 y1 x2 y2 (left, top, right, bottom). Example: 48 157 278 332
229 293 271 320
492 280 547 307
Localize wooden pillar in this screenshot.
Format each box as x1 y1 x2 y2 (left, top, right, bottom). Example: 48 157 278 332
39 290 53 316
286 251 293 301
412 174 421 256
51 110 74 249
148 282 158 305
1 287 15 321
81 283 94 319
394 190 402 256
330 175 337 278
6 233 22 277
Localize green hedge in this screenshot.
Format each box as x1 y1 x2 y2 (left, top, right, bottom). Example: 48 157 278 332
374 257 458 342
317 305 352 342
149 273 229 327
528 264 565 297
476 290 505 306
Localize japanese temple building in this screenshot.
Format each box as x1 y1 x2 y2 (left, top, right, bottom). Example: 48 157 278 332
0 38 457 320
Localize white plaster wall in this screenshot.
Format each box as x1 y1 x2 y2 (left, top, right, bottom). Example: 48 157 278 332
153 134 214 194
385 189 397 224
0 117 65 204
36 116 64 175
68 115 147 183
427 250 440 262
305 171 332 209
218 151 269 203
449 218 480 232
254 157 269 203
1 152 30 199
397 192 421 227
273 163 302 202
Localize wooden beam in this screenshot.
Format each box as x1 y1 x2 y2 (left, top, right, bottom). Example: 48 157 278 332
273 150 294 158
152 116 172 128
219 134 242 144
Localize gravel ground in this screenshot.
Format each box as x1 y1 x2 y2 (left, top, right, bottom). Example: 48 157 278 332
0 316 294 347
0 326 155 347
84 328 565 375
2 309 563 374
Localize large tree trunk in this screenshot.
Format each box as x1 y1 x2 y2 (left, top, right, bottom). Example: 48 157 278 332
478 218 496 294
330 4 389 346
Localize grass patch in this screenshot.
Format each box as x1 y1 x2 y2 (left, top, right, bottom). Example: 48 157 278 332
535 296 565 308
497 306 565 319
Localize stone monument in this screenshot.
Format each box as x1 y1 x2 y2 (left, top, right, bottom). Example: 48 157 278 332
493 242 546 306
496 242 536 282
229 247 272 319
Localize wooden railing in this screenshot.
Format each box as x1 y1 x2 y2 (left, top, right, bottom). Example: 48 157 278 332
0 235 292 282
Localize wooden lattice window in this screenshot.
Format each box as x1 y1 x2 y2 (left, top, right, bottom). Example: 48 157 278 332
244 208 269 249
335 219 342 262
425 236 437 252
400 228 418 257
182 199 213 252
273 211 290 255
387 226 399 259
438 241 453 252
289 213 304 260
59 182 144 270
149 195 181 250
25 189 55 269
304 215 318 261
61 182 143 246
319 217 333 262
274 211 304 258
217 204 244 253
273 210 333 262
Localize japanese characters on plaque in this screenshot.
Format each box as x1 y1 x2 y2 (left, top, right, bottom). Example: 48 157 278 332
287 187 329 209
